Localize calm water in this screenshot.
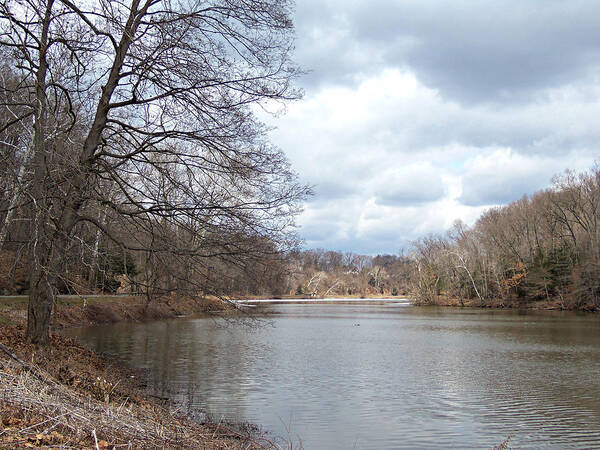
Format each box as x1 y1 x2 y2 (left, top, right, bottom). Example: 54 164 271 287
64 303 600 449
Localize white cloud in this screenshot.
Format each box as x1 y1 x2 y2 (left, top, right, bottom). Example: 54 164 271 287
256 1 600 254
373 162 445 206
459 148 595 206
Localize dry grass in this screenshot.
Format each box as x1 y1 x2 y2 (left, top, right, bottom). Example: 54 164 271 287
0 294 236 329
0 327 282 449
0 358 220 448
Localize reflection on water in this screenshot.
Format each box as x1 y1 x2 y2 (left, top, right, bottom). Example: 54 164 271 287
64 304 600 449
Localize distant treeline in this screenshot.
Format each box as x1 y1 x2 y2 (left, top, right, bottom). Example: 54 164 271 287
284 250 412 298
410 167 600 310
0 244 410 300
3 162 599 311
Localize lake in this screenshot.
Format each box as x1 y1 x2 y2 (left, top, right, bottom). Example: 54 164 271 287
63 302 600 449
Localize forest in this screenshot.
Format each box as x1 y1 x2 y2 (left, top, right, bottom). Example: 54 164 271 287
1 0 598 349
0 0 309 344
410 167 600 310
3 166 600 311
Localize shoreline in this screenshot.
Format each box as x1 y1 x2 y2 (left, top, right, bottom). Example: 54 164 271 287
0 325 273 449
411 295 599 313
0 294 238 330
1 292 596 333
0 297 278 447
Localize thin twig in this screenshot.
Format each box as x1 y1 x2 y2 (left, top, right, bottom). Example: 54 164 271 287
17 413 68 434
92 428 99 450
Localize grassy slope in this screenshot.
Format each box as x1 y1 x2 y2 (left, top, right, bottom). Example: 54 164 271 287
0 294 234 329
0 296 270 448
0 325 275 448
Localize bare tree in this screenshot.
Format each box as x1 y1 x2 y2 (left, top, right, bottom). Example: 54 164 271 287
0 0 308 344
0 63 34 250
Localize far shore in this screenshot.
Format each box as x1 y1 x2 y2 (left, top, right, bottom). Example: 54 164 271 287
411 295 599 313
1 292 596 333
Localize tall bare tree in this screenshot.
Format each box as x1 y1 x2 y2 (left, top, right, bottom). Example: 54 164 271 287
0 0 308 344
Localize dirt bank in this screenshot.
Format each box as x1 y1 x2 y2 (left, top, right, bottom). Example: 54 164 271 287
0 325 276 448
0 294 237 329
413 295 599 312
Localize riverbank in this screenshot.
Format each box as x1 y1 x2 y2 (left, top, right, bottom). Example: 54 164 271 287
0 325 277 448
2 292 595 333
414 295 599 312
237 293 401 300
239 293 598 312
0 294 237 329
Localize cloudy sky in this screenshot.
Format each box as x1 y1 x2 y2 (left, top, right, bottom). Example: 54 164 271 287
263 0 600 255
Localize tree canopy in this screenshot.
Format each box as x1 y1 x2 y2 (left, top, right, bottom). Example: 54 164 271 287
0 0 309 344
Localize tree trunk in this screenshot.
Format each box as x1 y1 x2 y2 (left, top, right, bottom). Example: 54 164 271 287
26 266 54 345
25 0 53 345
24 0 139 344
26 222 71 344
88 209 106 291
26 220 55 344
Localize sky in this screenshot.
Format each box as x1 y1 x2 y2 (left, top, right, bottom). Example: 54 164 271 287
262 0 600 255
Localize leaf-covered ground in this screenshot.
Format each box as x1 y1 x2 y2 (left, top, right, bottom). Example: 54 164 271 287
0 326 274 449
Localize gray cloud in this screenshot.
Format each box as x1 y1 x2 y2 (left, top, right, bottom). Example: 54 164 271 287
460 174 544 207
299 221 344 243
374 165 446 206
312 180 358 202
295 0 600 103
257 1 600 254
376 186 444 207
458 149 594 206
